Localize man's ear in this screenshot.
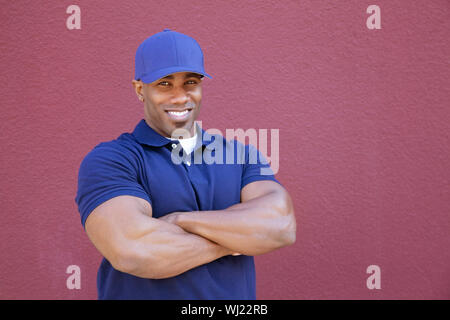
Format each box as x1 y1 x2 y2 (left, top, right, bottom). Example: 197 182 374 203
132 79 144 102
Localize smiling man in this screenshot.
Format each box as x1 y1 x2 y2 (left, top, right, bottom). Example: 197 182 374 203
75 29 296 300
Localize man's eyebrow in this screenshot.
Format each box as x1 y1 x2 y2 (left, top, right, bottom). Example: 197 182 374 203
160 73 203 80
185 73 203 79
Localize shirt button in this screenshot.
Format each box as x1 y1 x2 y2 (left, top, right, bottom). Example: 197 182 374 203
171 143 177 149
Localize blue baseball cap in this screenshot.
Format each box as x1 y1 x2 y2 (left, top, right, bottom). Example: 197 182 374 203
134 29 212 84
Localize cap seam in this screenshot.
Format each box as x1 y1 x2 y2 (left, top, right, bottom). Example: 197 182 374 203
140 42 147 79
170 32 179 67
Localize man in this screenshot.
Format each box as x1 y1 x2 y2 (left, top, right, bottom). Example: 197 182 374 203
75 29 296 300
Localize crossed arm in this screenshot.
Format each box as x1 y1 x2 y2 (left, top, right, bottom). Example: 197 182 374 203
85 180 296 279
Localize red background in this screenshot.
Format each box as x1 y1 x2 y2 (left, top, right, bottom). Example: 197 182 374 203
0 0 449 299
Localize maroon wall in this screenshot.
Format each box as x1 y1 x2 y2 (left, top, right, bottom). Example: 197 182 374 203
1 0 449 299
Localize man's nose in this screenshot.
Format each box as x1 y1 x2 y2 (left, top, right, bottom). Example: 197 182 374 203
170 87 189 105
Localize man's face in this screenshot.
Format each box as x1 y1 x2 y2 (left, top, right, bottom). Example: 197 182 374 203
132 71 203 138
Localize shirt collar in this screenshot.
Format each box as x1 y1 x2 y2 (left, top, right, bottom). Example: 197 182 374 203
132 119 215 150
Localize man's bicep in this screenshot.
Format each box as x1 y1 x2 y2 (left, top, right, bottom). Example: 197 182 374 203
84 195 153 267
239 142 282 200
75 142 153 227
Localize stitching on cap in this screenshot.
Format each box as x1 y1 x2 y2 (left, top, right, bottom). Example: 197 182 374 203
170 32 179 66
141 42 147 77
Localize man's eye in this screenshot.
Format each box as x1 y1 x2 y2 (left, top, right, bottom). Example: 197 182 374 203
185 80 198 85
158 81 170 86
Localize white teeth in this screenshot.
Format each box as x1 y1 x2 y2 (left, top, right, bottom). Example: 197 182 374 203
168 110 189 116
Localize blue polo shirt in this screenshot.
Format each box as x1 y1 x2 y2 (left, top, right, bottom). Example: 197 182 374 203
75 119 279 300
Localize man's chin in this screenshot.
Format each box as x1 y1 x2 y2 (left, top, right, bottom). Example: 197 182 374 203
170 121 196 139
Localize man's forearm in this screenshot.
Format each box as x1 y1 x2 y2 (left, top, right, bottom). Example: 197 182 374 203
163 190 296 256
119 218 233 279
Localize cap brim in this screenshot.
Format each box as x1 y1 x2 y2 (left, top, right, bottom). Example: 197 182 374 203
138 66 212 84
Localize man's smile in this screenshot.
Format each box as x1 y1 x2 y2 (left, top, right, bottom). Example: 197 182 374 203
165 109 192 121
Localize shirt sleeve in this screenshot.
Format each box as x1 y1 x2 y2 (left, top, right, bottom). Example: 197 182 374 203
240 143 282 190
75 141 152 228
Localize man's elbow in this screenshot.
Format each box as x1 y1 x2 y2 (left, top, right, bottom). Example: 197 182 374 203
278 211 297 247
110 247 141 276
112 247 165 279
273 191 297 247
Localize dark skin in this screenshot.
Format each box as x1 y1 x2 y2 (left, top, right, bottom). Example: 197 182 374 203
84 72 296 279
132 72 203 138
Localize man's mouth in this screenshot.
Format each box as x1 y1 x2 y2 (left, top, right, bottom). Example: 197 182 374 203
165 109 192 121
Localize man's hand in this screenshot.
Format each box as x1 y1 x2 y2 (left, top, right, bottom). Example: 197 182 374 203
160 212 242 256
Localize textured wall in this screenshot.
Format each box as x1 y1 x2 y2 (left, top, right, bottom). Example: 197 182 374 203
0 0 449 299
